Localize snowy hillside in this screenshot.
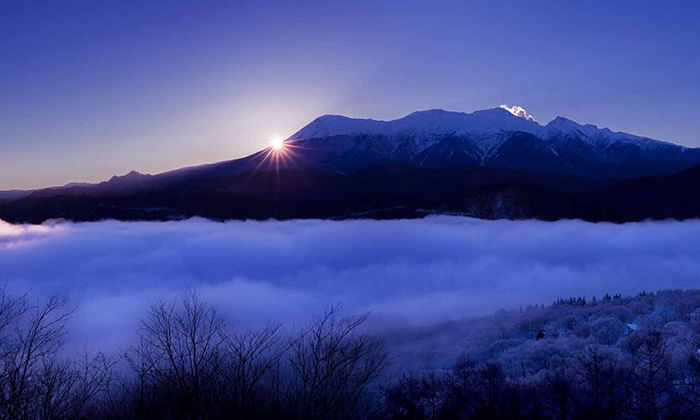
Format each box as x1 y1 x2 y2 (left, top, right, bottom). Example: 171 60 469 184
286 106 699 178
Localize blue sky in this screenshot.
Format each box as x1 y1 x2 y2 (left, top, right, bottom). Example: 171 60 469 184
2 0 699 189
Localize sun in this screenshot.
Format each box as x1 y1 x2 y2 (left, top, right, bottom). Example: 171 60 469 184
270 137 284 150
254 135 300 174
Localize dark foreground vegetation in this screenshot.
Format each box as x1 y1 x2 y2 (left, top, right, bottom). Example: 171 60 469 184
3 288 700 419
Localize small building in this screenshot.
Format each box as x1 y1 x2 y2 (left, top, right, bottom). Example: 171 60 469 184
623 323 638 335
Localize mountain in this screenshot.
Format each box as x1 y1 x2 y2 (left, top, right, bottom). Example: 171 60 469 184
283 107 700 179
1 106 699 224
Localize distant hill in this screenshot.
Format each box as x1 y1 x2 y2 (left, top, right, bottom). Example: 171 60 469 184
2 162 700 224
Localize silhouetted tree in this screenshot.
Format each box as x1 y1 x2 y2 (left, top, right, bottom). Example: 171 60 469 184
630 329 671 419
221 322 287 417
574 345 631 419
286 306 389 419
134 291 225 419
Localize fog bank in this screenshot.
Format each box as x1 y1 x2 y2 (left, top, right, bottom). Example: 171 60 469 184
1 217 699 350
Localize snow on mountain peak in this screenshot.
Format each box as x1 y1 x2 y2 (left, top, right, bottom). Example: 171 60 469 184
499 105 537 122
289 107 541 141
287 107 686 160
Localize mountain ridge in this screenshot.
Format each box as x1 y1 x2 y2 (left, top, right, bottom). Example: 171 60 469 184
2 162 700 224
2 105 700 224
283 107 699 179
2 106 695 196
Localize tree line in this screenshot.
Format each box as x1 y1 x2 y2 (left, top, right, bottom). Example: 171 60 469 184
2 287 700 419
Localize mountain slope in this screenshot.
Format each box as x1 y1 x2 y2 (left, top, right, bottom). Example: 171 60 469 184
2 161 700 224
2 106 699 224
286 107 700 179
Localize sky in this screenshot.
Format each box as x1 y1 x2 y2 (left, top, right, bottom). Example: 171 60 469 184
2 0 699 189
2 216 700 354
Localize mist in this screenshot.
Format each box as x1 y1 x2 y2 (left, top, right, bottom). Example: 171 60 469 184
1 216 700 352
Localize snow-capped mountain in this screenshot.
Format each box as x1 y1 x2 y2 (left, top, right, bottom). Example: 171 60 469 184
3 105 700 223
286 106 700 179
290 107 541 158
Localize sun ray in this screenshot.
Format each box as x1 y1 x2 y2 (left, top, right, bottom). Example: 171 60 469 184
243 138 310 189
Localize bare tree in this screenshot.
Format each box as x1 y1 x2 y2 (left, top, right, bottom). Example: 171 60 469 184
0 286 26 339
443 356 479 418
474 361 506 419
287 306 389 419
29 349 116 419
573 345 632 419
121 335 159 418
676 347 700 418
420 371 448 420
33 356 76 419
222 323 287 415
71 349 117 417
385 373 429 419
135 291 225 419
542 367 575 420
0 295 73 420
631 328 671 420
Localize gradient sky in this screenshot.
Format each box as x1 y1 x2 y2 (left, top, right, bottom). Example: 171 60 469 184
2 0 699 189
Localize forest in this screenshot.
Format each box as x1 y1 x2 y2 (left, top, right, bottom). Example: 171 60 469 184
2 287 700 419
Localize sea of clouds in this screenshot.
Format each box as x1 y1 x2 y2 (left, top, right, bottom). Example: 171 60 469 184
1 216 700 352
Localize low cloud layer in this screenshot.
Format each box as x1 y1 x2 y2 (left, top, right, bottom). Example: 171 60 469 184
1 217 700 352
